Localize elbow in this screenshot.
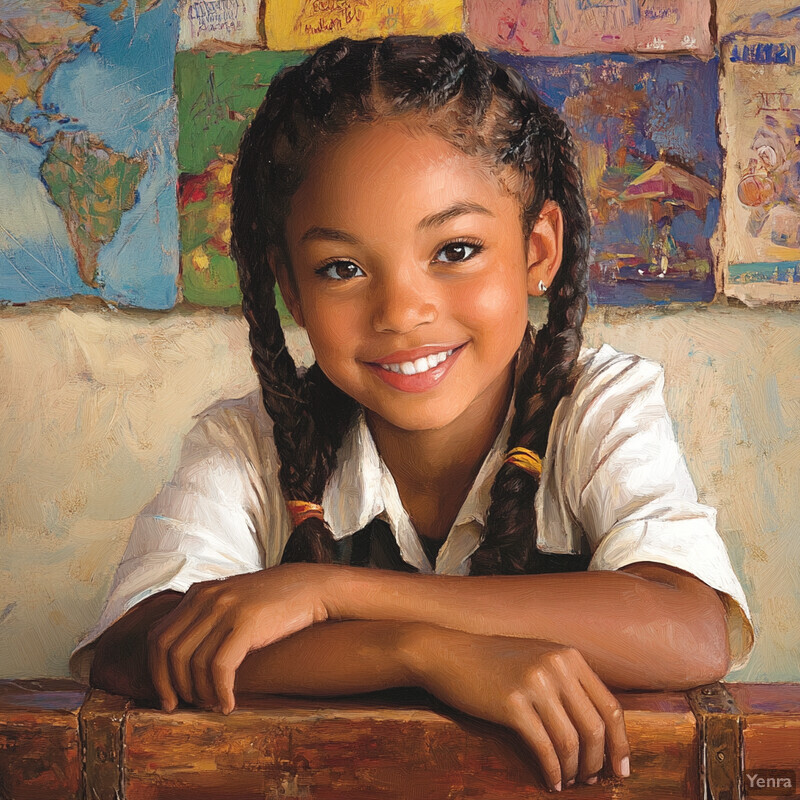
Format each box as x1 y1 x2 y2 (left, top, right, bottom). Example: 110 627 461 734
675 609 732 689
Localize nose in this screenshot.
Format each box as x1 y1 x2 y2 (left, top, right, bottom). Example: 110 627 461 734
371 266 437 334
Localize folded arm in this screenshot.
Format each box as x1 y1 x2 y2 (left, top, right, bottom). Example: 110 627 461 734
320 560 730 691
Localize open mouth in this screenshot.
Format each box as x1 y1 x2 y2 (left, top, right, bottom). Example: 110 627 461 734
365 343 467 394
376 346 458 375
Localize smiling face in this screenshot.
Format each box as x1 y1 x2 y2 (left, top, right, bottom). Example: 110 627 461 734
279 119 560 434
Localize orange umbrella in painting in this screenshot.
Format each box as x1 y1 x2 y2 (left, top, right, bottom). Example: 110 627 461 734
617 159 717 213
617 160 717 275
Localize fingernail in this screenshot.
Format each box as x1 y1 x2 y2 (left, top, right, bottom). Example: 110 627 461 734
587 776 598 785
620 756 630 777
566 779 575 787
553 781 561 792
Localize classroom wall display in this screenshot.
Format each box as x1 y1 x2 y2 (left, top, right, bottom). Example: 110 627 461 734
716 0 800 39
4 0 799 308
263 0 463 51
175 49 305 307
465 0 713 57
178 0 263 50
495 52 720 305
719 35 800 303
0 0 180 309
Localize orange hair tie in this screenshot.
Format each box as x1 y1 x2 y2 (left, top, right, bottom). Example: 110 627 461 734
504 447 543 478
286 500 325 528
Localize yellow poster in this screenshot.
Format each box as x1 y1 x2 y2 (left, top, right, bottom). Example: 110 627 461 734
265 0 463 51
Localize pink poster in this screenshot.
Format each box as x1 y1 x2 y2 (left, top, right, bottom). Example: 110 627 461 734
466 0 713 56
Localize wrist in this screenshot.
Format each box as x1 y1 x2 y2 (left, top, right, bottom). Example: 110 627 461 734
319 564 357 621
394 621 447 690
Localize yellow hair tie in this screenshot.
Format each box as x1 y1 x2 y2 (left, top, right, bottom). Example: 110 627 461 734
504 447 543 477
286 500 325 528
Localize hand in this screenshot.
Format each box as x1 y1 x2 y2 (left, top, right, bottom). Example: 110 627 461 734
406 626 630 791
147 563 333 714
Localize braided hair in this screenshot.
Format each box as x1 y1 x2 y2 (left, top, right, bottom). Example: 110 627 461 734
230 33 591 575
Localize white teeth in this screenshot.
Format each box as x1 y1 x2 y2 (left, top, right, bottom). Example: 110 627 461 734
379 348 455 375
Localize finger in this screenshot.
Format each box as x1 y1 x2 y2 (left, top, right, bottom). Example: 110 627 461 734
147 589 213 711
578 667 630 779
148 614 186 712
211 631 251 715
507 694 564 792
558 683 606 784
168 612 219 707
191 625 231 710
529 684 580 789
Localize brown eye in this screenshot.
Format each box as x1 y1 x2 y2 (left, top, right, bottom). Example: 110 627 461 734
317 261 364 280
435 241 481 263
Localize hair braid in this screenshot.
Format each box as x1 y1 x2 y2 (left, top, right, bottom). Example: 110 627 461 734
469 66 590 576
231 65 358 565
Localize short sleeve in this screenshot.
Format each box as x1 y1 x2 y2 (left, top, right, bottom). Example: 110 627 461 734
69 392 291 682
557 347 754 672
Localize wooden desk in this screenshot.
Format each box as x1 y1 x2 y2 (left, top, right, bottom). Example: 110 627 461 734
1 680 798 799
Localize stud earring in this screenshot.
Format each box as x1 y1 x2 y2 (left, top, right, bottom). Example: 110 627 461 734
538 280 548 293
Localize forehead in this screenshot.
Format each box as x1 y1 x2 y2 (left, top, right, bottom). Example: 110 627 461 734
285 119 522 237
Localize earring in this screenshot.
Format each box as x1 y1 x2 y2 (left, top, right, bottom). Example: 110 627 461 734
538 280 548 293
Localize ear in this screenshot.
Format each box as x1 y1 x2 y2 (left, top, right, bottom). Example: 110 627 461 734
525 200 564 297
271 250 305 328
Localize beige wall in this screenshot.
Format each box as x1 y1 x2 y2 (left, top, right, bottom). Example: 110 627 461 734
1 299 797 681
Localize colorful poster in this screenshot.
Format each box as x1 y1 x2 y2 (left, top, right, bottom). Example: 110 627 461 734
466 0 712 56
495 53 720 305
0 0 180 309
717 1 800 38
178 0 263 50
176 50 306 306
720 36 800 303
264 0 462 51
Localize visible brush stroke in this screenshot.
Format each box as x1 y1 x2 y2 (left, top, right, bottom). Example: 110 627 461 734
41 131 148 287
0 0 179 308
495 52 720 305
465 0 712 56
720 35 800 302
264 0 462 51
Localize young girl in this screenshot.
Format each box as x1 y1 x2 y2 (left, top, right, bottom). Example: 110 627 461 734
76 33 754 792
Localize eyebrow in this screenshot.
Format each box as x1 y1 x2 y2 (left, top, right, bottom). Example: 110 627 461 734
297 201 494 245
417 201 494 230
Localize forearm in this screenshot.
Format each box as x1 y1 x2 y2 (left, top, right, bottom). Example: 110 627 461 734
322 567 726 691
235 620 416 697
91 592 416 701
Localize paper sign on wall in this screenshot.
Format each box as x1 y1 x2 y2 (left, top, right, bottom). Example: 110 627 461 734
466 0 712 56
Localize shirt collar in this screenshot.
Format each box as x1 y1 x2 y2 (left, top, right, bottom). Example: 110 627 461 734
322 394 516 542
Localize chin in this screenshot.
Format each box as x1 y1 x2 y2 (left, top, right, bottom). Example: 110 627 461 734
364 401 466 432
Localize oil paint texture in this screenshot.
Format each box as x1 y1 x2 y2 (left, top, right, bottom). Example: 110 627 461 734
0 0 180 308
496 52 720 305
720 36 800 303
465 0 713 56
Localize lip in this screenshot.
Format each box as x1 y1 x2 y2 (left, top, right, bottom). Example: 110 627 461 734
364 343 467 394
366 342 468 366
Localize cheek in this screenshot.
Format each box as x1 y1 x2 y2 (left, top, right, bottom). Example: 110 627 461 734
454 272 529 333
303 298 363 366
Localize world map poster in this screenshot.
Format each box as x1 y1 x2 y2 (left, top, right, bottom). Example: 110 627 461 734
0 0 179 308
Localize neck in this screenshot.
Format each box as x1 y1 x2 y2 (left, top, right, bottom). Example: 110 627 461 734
365 366 514 499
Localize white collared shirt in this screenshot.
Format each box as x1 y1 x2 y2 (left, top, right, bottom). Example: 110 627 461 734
70 343 755 681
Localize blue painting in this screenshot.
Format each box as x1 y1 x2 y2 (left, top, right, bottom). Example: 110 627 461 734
0 0 179 309
493 52 721 305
